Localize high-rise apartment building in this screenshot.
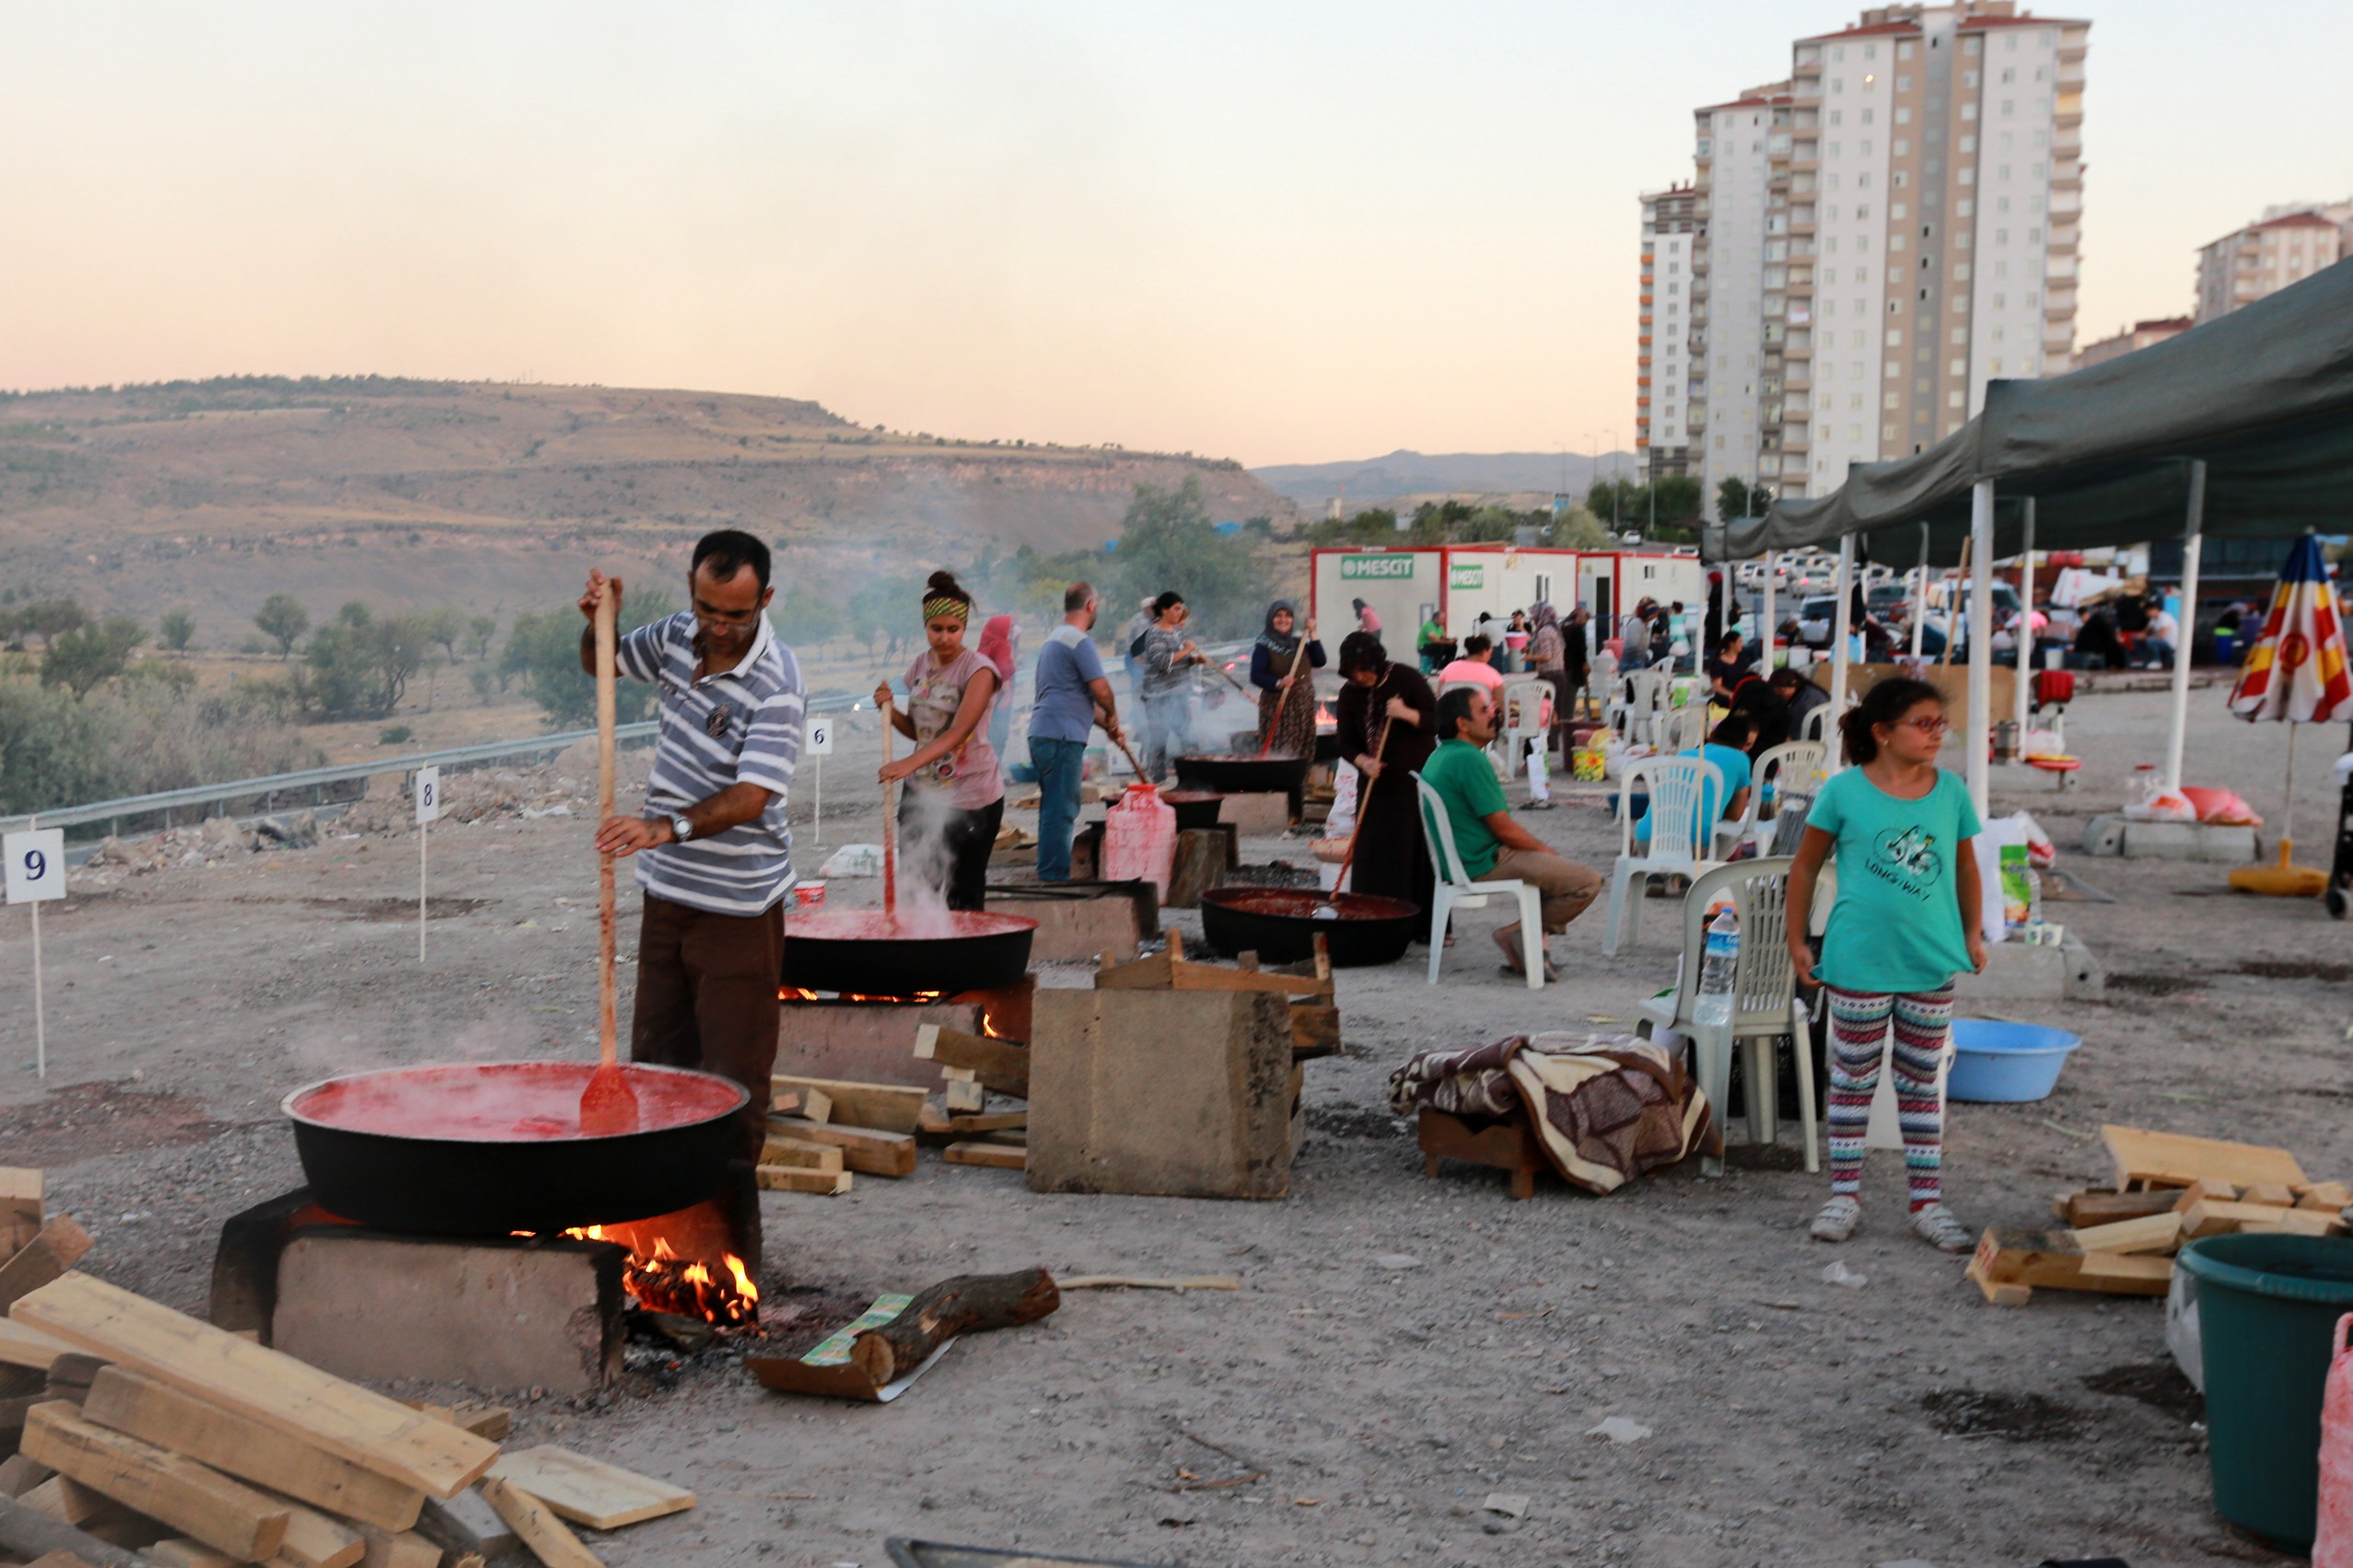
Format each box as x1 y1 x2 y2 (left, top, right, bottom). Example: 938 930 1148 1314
1637 182 1705 480
2194 202 2351 324
2076 315 2189 368
1638 3 2088 505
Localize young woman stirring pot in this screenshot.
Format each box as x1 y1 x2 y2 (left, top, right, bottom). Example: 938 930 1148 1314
874 572 1006 912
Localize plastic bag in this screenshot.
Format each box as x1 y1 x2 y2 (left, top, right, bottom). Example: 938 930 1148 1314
1972 817 2034 943
2123 764 2197 823
1996 809 2058 869
2181 785 2264 828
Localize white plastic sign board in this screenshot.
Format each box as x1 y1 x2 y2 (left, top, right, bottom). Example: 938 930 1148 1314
806 717 834 758
5 830 65 905
415 766 442 825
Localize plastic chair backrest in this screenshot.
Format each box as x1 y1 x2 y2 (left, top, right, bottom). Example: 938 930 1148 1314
1412 772 1476 889
1619 755 1724 860
1501 679 1549 735
1756 739 1827 802
1663 703 1708 753
1672 857 1799 1029
1800 703 1831 743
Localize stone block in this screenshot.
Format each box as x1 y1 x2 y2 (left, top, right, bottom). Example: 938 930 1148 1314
1027 989 1293 1201
983 881 1157 964
271 1233 624 1395
2083 813 2258 863
1951 929 2105 1002
1218 792 1293 836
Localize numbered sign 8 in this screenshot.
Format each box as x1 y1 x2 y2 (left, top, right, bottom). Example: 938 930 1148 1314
806 718 834 758
415 765 443 826
5 829 67 905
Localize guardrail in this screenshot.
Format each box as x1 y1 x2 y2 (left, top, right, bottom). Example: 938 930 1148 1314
1 691 867 840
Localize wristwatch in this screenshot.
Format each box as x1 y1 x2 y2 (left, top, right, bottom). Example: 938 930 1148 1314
668 813 693 844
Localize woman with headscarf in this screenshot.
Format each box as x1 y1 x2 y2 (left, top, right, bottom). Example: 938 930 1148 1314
1249 600 1325 828
875 572 1006 912
1528 602 1570 752
1334 631 1438 922
977 614 1019 780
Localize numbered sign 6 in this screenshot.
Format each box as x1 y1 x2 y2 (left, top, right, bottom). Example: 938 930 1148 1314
5 829 67 905
806 718 834 758
414 766 443 826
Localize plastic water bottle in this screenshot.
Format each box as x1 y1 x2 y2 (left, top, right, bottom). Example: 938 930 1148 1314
1694 904 1740 1028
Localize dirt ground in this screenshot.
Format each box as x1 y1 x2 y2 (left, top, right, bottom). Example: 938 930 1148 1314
4 680 2350 1568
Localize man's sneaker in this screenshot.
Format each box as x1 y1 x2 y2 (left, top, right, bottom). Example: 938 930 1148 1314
1910 1202 1973 1252
1810 1195 1861 1242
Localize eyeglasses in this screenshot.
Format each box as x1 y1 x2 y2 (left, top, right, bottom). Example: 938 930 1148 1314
1895 715 1951 735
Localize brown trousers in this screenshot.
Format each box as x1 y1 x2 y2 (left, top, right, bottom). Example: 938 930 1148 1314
631 893 785 1162
1480 846 1602 934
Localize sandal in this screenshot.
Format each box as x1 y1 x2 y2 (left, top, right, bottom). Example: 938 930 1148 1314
1810 1196 1860 1242
1909 1202 1973 1253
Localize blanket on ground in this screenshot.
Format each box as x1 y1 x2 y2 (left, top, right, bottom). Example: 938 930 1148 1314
1387 1032 1718 1193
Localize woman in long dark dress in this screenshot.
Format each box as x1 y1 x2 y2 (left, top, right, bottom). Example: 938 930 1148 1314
1250 599 1327 829
1334 631 1437 923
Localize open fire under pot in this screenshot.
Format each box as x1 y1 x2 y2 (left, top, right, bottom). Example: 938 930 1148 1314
239 1062 773 1394
778 974 1035 1086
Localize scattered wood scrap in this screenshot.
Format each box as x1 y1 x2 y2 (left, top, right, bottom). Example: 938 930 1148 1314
0 1170 41 1261
756 1136 845 1174
0 1220 95 1315
941 1142 1025 1171
914 1024 1030 1098
2103 1124 2307 1191
19 1401 292 1562
1968 1228 2171 1307
479 1475 604 1568
754 1167 854 1196
769 1076 926 1134
486 1446 693 1530
768 1120 915 1178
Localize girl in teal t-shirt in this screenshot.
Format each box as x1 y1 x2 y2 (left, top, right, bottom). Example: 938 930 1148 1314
1787 677 1986 1253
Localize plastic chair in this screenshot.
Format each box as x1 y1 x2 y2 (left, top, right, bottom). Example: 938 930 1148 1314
1724 740 1826 856
1602 755 1724 957
1799 702 1832 745
1660 703 1708 754
1604 668 1670 748
1413 772 1545 990
1633 857 1819 1178
1500 678 1551 780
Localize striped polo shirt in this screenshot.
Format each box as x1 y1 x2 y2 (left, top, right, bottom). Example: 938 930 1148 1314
614 610 805 916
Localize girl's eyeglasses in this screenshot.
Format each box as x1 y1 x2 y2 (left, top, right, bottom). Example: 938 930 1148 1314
1895 715 1951 735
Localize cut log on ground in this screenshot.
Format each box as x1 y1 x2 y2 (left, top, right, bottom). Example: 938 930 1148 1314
849 1270 1060 1388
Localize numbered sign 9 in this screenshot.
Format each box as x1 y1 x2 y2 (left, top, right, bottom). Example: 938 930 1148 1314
5 829 66 905
414 766 443 826
806 718 833 758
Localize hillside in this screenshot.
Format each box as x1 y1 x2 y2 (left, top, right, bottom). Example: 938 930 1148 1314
1251 447 1637 509
0 376 1295 634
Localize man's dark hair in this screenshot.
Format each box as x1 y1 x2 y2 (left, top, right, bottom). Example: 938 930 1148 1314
692 529 772 591
1434 685 1483 741
1462 633 1492 656
1064 581 1095 614
1710 712 1755 749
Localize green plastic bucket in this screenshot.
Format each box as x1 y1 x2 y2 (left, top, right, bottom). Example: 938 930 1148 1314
2177 1234 2353 1550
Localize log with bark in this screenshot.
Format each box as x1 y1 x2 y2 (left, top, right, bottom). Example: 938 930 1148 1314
849 1269 1060 1387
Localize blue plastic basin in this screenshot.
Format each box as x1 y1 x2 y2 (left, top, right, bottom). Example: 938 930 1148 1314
1947 1019 2081 1102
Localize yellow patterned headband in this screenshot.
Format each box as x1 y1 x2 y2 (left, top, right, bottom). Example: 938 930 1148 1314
924 595 970 624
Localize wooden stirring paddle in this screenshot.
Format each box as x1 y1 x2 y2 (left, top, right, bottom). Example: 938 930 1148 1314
580 577 640 1135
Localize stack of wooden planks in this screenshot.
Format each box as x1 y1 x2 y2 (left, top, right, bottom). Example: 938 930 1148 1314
0 1270 693 1568
759 1077 924 1194
1969 1125 2349 1307
913 1024 1029 1172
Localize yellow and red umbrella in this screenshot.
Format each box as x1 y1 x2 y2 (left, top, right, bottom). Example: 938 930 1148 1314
2227 533 2349 896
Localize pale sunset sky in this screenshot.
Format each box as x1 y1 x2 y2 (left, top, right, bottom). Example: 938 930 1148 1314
4 2 2347 467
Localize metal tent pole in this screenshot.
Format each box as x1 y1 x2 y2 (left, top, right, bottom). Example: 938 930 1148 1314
1828 535 1856 772
2011 499 2037 752
2163 461 2207 795
1910 519 1929 659
1966 479 1997 819
1761 551 1777 673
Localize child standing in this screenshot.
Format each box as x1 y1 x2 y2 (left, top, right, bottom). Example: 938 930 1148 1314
1785 678 1986 1250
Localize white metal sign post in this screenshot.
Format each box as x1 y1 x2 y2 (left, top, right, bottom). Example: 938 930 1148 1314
805 716 833 843
6 821 67 1079
415 766 442 961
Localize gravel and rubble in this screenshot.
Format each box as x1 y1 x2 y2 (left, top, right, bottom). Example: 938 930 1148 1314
3 695 2347 1566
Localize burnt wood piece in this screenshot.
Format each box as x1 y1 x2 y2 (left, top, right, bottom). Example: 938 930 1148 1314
849 1270 1060 1387
0 1493 157 1568
1417 1108 1543 1202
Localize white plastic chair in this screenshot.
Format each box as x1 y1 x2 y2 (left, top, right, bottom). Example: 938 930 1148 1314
1634 857 1819 1178
1799 701 1833 745
1660 703 1708 754
1602 755 1724 957
1723 739 1826 857
1413 772 1545 990
1500 678 1551 779
1604 668 1671 748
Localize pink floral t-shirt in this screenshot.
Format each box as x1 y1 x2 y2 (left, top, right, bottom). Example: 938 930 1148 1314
903 646 1005 809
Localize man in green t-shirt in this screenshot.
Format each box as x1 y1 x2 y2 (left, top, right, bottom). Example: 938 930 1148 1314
1418 688 1602 977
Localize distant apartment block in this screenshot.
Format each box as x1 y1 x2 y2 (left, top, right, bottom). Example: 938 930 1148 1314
2194 202 2351 324
1636 2 2089 504
1637 182 1705 481
2076 315 2189 369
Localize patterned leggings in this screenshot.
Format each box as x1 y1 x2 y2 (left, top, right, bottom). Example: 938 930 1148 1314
1823 984 1955 1209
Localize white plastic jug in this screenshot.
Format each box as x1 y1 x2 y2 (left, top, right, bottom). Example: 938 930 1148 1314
1103 784 1178 901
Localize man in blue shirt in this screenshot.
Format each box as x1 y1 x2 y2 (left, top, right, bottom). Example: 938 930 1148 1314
1030 582 1126 880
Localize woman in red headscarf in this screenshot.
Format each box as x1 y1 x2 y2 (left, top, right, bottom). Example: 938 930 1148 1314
978 613 1019 773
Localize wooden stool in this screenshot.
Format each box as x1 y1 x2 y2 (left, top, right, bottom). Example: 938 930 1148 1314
1417 1107 1543 1200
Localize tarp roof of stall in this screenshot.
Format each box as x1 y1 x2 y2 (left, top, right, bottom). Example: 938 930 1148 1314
1708 261 2353 568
